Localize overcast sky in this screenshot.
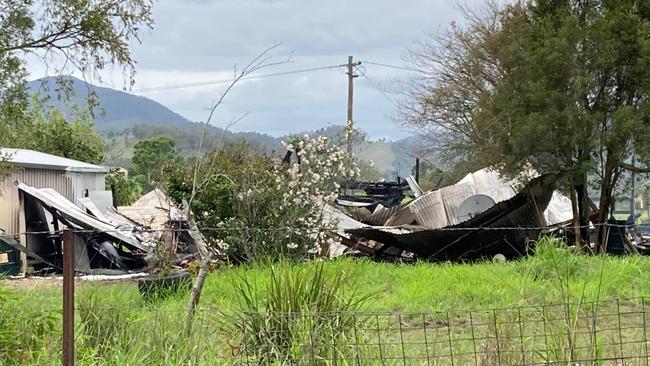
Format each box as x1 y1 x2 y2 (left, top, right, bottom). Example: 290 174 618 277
29 0 484 140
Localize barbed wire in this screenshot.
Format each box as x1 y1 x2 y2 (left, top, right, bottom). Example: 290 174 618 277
0 221 645 238
65 296 650 315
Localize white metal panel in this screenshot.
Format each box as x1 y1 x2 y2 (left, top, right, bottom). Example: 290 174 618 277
479 186 516 204
409 189 448 229
457 194 496 222
87 190 113 214
440 183 477 226
545 191 573 225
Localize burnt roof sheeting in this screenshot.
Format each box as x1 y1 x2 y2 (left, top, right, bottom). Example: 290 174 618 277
16 181 149 251
365 205 402 226
384 204 416 226
342 204 403 226
347 175 557 261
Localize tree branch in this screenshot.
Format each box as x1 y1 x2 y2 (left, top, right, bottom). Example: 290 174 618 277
620 162 650 173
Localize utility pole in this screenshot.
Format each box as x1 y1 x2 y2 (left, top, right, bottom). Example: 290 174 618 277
346 56 361 155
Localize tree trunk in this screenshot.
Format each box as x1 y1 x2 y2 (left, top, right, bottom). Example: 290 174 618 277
184 253 212 336
570 186 581 246
571 167 590 250
596 169 616 254
575 182 590 250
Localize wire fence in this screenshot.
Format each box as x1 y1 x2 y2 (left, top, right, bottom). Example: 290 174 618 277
4 297 650 365
2 221 650 238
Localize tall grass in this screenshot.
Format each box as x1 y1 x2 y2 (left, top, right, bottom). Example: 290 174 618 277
222 260 373 364
3 236 650 364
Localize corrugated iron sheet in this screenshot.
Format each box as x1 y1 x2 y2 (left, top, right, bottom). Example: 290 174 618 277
408 169 518 229
16 182 148 251
384 204 416 226
440 183 477 226
408 189 448 229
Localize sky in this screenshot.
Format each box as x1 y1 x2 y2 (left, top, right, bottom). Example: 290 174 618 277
27 0 484 140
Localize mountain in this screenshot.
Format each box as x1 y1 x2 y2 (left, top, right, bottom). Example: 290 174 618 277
28 76 429 178
28 76 196 131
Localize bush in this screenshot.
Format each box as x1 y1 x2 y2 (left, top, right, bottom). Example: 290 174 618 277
223 261 373 364
165 136 360 262
105 169 141 206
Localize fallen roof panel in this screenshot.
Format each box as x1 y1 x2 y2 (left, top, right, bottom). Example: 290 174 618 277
16 181 149 251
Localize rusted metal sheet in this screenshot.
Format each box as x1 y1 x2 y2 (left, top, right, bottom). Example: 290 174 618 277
341 204 404 226
365 205 402 226
384 204 416 226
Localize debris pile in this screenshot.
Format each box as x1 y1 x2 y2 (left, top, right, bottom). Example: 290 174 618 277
326 169 575 261
7 182 198 276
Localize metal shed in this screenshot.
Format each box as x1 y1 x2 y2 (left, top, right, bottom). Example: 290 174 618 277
0 148 108 236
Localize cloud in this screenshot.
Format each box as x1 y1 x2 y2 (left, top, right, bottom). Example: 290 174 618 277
26 0 486 140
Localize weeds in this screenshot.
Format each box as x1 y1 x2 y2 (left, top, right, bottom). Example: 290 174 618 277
3 237 650 364
0 284 59 365
223 260 373 364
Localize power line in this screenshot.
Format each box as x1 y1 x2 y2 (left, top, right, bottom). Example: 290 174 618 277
133 63 348 93
355 65 400 108
362 60 427 74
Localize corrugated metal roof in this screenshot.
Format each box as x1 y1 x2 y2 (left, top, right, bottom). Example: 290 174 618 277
409 169 518 229
16 181 149 251
0 148 108 173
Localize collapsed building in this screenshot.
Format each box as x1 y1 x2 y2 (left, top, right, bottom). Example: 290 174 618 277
0 149 198 276
329 169 575 261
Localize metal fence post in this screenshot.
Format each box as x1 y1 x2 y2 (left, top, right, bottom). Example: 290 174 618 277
63 229 75 366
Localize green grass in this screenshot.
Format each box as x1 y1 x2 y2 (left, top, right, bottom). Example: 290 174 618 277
4 239 650 364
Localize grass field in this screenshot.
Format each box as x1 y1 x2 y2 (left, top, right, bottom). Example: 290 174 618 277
3 239 650 364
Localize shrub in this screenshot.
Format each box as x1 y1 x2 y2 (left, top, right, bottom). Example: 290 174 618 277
166 136 360 262
223 261 373 364
105 169 142 206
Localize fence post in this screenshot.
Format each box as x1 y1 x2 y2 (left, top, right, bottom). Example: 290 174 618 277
63 229 75 366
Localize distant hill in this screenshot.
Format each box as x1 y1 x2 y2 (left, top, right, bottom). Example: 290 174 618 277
28 76 430 178
28 76 196 131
